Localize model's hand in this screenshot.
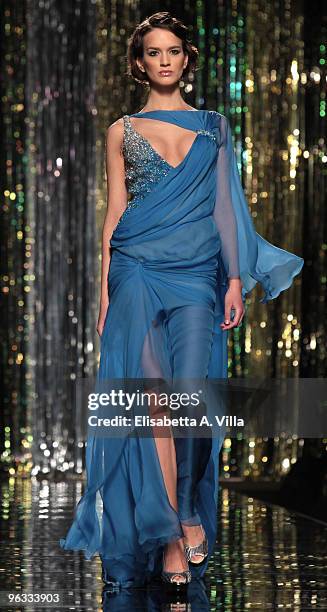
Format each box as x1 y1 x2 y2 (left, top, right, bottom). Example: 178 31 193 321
220 279 245 331
97 302 109 337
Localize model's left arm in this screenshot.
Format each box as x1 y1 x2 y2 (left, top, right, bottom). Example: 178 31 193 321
213 114 245 330
214 113 304 311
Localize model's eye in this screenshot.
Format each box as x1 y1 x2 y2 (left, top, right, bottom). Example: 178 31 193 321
147 49 181 56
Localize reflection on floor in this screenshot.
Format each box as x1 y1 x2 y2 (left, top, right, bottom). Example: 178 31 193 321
0 477 326 610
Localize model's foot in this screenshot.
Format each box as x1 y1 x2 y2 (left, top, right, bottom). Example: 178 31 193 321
182 524 208 564
162 538 190 584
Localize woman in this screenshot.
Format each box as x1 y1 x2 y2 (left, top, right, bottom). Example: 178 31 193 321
60 12 304 588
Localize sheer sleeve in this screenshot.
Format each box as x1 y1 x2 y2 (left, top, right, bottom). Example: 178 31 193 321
213 114 240 280
214 114 304 303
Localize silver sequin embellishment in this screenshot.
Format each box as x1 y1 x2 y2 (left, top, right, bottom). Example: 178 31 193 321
116 117 217 227
117 116 172 226
196 129 217 141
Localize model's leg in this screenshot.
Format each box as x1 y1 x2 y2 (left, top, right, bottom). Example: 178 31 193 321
141 325 188 581
142 383 188 580
143 304 215 574
166 304 215 561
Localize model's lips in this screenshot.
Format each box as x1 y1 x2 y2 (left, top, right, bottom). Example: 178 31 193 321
159 71 173 75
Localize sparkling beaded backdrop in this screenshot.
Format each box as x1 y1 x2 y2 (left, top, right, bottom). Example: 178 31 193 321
1 1 326 483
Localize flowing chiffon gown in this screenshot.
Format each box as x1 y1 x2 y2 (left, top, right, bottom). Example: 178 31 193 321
59 109 304 587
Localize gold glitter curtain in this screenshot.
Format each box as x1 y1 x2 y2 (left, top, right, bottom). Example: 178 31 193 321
300 1 326 376
1 1 326 479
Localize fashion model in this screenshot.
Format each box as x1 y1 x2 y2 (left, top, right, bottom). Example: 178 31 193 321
60 11 304 589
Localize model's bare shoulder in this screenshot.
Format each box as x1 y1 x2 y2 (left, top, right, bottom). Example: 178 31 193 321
108 116 125 129
106 117 125 150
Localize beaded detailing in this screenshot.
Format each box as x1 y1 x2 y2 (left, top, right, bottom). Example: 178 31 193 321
196 128 217 142
116 116 172 226
116 116 217 227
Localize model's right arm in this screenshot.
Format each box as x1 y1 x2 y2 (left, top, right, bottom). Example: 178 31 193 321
97 118 127 337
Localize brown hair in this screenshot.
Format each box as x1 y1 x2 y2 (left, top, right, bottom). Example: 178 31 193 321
127 11 199 86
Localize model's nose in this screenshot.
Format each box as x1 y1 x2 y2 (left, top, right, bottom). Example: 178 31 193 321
160 57 171 67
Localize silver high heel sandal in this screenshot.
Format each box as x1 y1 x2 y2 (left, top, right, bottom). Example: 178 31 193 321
183 525 208 565
161 550 192 586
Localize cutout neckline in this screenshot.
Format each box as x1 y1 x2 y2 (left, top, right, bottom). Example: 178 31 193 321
126 115 199 170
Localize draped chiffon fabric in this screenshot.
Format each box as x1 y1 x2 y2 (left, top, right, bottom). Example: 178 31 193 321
59 109 304 587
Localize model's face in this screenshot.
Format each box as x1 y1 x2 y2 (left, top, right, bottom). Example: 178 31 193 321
137 28 188 85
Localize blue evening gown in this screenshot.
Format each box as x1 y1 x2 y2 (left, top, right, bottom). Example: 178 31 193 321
59 109 304 587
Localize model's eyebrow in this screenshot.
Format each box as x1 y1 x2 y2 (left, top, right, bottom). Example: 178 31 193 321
145 45 182 50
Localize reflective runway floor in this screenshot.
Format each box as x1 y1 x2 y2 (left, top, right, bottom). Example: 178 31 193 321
0 477 326 611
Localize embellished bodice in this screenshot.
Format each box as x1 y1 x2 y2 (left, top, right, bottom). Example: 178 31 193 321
121 115 172 207
118 113 217 226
